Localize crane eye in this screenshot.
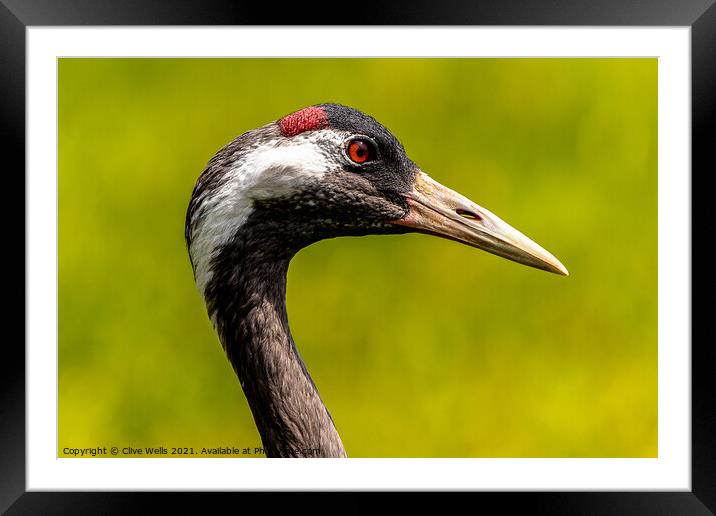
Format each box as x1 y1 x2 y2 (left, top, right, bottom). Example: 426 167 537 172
346 138 376 164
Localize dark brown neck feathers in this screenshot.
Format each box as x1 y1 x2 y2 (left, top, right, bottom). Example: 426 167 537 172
204 219 346 458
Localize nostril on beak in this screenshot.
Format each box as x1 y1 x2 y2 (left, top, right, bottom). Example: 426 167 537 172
456 209 483 221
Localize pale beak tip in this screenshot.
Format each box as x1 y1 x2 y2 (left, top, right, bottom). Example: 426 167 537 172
553 261 569 276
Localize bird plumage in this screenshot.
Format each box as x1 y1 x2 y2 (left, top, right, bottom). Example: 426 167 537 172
186 103 567 457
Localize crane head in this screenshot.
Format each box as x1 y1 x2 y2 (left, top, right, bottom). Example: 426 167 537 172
186 103 567 298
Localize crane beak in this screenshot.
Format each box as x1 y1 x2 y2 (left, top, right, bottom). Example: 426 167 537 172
392 170 569 276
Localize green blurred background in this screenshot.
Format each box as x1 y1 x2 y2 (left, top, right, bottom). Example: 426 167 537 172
58 58 657 458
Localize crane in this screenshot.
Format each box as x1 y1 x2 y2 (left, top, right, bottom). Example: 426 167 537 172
185 103 568 457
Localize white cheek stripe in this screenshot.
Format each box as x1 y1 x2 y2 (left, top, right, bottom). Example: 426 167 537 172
189 136 332 302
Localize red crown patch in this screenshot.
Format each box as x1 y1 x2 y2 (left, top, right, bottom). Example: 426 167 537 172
278 106 329 137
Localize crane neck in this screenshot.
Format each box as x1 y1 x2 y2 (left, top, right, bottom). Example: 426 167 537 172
204 224 346 458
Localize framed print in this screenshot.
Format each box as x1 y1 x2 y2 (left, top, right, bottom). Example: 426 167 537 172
4 0 713 513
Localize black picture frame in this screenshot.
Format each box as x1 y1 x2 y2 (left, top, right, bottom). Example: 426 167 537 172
3 1 712 513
